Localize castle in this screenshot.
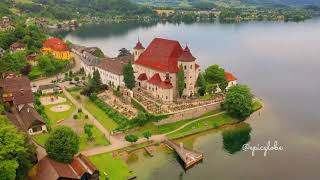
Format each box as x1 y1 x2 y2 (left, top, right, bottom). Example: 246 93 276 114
133 38 200 102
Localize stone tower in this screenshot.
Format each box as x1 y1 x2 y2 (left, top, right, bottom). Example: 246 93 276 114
178 45 197 97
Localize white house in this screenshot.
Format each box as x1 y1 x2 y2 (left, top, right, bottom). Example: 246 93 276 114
225 72 237 89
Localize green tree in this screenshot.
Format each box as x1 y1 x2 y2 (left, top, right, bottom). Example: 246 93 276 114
123 60 135 90
142 131 151 141
0 51 27 74
125 134 138 143
84 123 94 141
223 84 254 120
45 126 80 163
177 64 185 97
118 48 131 57
204 64 227 91
196 72 206 96
0 116 36 180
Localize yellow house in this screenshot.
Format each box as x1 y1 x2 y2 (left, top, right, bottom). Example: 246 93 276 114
42 38 72 60
155 9 176 16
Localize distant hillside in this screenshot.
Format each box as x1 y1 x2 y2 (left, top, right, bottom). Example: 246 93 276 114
131 0 320 8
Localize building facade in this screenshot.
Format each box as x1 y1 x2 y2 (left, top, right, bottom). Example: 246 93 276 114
0 16 15 32
42 38 72 60
133 38 200 102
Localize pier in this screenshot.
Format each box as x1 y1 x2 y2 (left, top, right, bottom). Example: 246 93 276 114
163 139 203 169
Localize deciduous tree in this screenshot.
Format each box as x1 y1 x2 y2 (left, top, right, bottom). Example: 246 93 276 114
196 72 206 96
223 84 254 119
45 126 80 163
84 124 94 141
125 134 138 143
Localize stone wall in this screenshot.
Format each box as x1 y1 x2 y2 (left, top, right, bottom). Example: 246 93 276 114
155 101 222 125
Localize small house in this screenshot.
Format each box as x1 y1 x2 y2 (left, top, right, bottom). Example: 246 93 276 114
38 84 61 94
225 72 237 89
10 42 26 52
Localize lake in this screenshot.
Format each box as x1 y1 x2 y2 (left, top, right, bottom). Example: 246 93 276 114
64 19 320 180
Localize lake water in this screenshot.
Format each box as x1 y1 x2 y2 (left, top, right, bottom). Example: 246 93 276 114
64 19 320 180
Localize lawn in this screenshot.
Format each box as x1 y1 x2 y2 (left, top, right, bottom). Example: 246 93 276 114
67 87 82 102
85 97 118 131
167 112 239 139
89 152 135 180
252 100 263 112
32 125 110 150
79 125 110 150
43 94 76 124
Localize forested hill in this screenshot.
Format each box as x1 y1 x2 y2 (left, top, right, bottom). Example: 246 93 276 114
131 0 320 7
0 0 154 21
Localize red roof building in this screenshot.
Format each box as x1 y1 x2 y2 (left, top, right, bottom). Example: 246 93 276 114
225 72 237 82
43 38 69 51
134 40 145 50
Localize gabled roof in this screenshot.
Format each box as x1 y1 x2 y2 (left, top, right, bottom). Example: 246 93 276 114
135 38 184 73
0 76 31 93
10 42 25 50
147 73 173 89
179 46 196 62
225 72 237 81
36 154 98 180
13 89 34 105
97 56 131 75
81 51 100 66
19 104 45 129
43 38 69 52
137 73 147 81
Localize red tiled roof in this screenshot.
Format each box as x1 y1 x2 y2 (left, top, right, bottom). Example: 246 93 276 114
134 41 145 50
225 72 237 81
147 73 173 89
179 46 196 62
43 38 69 51
10 42 25 50
137 73 147 81
135 38 184 73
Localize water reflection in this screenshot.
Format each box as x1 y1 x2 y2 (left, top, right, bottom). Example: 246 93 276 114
222 123 252 154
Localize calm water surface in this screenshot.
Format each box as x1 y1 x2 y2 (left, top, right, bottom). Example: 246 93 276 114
64 19 320 180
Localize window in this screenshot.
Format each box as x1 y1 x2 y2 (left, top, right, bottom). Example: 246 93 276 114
166 96 168 99
190 65 192 69
184 65 187 70
184 83 186 88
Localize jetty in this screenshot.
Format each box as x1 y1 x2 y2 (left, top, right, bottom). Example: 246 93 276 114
163 139 203 169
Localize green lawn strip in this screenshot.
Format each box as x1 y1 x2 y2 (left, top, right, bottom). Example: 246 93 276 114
157 109 222 134
252 100 263 112
43 94 76 124
67 87 82 102
131 122 160 138
32 133 49 147
167 113 239 139
89 152 135 180
84 97 118 131
79 125 110 151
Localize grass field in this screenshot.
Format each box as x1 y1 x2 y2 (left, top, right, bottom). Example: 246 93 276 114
89 153 135 180
85 97 118 131
32 125 110 150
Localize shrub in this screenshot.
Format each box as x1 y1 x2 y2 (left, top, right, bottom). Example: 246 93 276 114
73 114 78 119
78 108 82 113
125 134 138 143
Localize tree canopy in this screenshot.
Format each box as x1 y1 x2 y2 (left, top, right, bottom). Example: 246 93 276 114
0 116 36 180
123 60 136 90
223 84 254 120
81 69 103 95
204 64 228 91
118 48 131 57
45 126 80 163
196 72 206 96
177 64 185 97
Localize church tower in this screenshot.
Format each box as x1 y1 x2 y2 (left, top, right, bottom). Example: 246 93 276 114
133 40 145 61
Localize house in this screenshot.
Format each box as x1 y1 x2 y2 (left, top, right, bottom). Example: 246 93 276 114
225 72 237 89
0 47 5 57
79 51 100 76
35 154 99 180
10 42 26 52
0 75 47 134
0 16 15 32
155 9 176 16
38 84 61 94
97 55 131 88
42 38 72 60
133 38 200 102
27 53 38 66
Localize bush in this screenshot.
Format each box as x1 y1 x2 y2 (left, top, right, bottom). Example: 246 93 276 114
73 114 78 119
78 108 82 113
125 134 138 143
85 115 89 119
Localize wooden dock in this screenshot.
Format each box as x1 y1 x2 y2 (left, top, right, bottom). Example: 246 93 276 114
163 139 203 169
144 147 153 157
